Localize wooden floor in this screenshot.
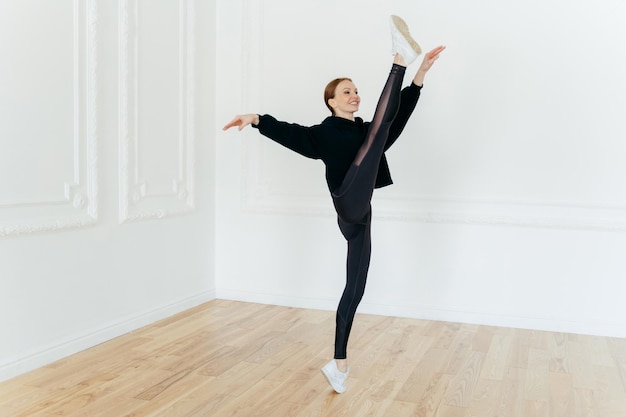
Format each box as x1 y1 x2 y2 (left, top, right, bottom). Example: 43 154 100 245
1 300 626 417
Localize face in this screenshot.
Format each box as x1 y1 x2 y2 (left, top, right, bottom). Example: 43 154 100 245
328 80 360 119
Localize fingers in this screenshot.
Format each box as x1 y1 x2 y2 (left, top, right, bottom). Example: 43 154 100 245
416 45 445 75
222 116 242 131
427 45 446 60
222 120 235 131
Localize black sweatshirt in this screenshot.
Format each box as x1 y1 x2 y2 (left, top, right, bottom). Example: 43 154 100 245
253 83 422 193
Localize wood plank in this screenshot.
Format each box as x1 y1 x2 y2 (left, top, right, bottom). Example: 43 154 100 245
412 372 453 417
442 351 484 408
524 347 550 402
548 332 570 373
497 367 527 417
548 371 576 417
467 378 502 417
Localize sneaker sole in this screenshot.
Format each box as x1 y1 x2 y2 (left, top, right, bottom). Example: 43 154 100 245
391 15 422 55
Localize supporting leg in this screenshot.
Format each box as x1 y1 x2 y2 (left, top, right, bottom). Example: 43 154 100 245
334 210 372 360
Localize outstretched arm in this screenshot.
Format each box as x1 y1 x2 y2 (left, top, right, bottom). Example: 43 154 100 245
223 113 260 131
223 113 324 160
413 45 446 87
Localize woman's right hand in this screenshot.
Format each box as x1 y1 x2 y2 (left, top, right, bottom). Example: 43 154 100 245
223 114 260 131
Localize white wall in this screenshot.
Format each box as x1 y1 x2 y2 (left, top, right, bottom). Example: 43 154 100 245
216 0 626 338
0 0 216 382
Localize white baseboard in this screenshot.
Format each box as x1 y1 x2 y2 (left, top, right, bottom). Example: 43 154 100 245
216 289 626 339
217 288 338 311
0 290 216 383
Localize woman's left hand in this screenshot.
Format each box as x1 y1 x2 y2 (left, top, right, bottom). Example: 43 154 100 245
419 45 446 73
413 45 446 86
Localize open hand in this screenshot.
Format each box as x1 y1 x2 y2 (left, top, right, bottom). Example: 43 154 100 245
418 45 446 73
413 45 445 86
223 114 259 131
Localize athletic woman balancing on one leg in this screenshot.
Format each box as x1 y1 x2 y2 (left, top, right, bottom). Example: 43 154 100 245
224 15 445 394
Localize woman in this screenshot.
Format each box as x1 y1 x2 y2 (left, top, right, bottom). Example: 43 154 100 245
224 15 445 393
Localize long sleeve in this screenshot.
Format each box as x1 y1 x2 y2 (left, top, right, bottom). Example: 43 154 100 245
253 114 323 159
384 83 422 151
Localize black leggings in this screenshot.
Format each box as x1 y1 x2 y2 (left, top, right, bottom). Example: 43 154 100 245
331 64 406 359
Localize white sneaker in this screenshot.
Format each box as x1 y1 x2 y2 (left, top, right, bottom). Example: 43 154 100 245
390 15 422 65
321 360 349 394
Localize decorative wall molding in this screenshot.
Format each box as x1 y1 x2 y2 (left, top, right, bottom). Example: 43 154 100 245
240 0 266 214
372 195 626 232
119 0 196 223
0 0 99 239
238 1 626 233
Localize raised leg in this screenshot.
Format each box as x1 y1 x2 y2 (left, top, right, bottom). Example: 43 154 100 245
332 64 406 224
